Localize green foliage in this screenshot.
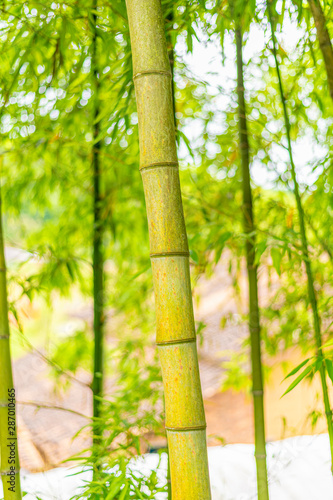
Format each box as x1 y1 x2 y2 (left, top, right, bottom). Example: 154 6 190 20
51 328 92 377
71 335 165 499
0 0 333 494
222 352 252 392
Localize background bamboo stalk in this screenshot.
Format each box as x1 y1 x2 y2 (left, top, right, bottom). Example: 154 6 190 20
268 0 333 472
167 451 171 500
125 0 211 497
0 189 22 500
307 0 333 102
91 0 104 465
235 27 270 500
166 13 175 499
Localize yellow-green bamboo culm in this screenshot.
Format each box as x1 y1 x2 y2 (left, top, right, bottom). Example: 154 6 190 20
235 27 269 500
125 0 211 498
0 191 22 500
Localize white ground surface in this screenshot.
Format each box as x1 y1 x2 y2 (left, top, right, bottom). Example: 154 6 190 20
2 435 333 499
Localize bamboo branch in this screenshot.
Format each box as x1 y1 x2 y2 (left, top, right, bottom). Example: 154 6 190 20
17 401 89 419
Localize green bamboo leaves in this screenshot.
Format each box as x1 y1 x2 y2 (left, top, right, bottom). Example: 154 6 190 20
283 358 320 396
283 354 333 396
0 193 22 500
267 0 333 472
125 0 211 497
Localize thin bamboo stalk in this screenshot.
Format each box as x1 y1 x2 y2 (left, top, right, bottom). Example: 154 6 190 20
0 189 22 500
235 27 270 500
307 0 333 102
166 13 175 500
167 450 171 500
125 0 211 497
91 0 104 461
268 0 333 472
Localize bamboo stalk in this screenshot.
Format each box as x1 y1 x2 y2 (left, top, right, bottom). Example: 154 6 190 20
91 0 104 463
267 0 333 472
235 27 270 500
0 189 22 500
125 0 211 497
166 13 175 500
307 0 333 102
167 450 171 500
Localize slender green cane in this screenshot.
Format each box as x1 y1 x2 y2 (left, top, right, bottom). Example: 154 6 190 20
235 26 270 500
91 0 105 468
0 188 22 500
268 0 333 472
167 449 171 500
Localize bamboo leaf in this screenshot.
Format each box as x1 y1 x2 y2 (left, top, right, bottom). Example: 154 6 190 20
254 240 267 265
186 28 193 53
271 247 282 275
66 261 75 281
118 483 129 500
177 129 194 159
190 249 199 264
326 359 333 384
105 477 123 499
322 338 333 349
215 231 232 263
133 485 146 499
129 263 151 281
282 364 314 397
315 356 323 372
284 358 311 380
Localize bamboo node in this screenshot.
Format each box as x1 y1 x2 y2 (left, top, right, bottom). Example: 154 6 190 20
0 469 20 476
255 453 267 459
133 70 172 80
150 251 189 259
156 337 196 346
165 424 207 432
252 390 263 396
0 267 6 272
0 334 9 340
249 325 260 332
140 161 178 172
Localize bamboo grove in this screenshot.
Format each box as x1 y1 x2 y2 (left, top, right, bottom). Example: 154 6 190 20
0 0 332 499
